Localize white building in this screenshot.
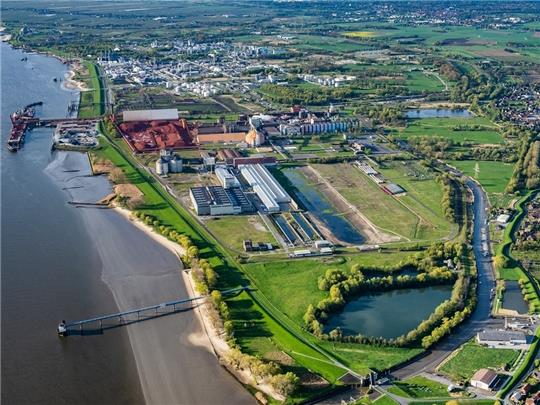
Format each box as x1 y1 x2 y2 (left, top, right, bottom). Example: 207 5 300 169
156 149 183 175
239 164 290 213
156 157 169 175
123 108 179 122
470 369 498 391
216 166 240 189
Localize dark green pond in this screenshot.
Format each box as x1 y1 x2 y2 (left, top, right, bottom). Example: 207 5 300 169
325 285 453 339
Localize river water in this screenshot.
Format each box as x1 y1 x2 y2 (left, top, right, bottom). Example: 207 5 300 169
1 43 252 404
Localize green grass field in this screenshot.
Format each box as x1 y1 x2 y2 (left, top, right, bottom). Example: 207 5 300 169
438 342 520 382
243 251 411 325
399 117 503 145
312 162 453 242
447 160 514 199
203 215 278 252
388 376 449 399
405 71 446 93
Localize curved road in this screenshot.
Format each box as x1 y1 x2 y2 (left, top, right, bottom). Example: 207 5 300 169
391 179 503 379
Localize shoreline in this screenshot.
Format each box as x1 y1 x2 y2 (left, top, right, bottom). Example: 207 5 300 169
46 151 254 405
63 60 90 91
114 205 282 401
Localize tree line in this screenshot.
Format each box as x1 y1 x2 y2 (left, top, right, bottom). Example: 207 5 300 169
129 211 301 398
303 241 473 349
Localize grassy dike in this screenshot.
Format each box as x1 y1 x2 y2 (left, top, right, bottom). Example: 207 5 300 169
93 126 347 402
496 190 540 399
78 62 105 118
495 191 540 311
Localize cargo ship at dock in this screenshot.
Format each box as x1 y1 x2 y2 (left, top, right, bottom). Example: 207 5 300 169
7 102 42 152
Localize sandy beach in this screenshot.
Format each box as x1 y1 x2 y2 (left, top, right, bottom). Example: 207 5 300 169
46 151 254 405
63 61 89 91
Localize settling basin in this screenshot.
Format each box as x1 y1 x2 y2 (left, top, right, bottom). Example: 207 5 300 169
325 285 453 339
280 167 364 245
406 108 472 119
502 281 529 315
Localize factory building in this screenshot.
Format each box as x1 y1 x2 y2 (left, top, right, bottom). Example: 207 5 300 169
239 164 290 213
156 157 169 175
245 128 265 147
217 149 241 164
123 108 179 122
155 149 183 175
200 151 216 170
215 166 240 189
190 185 252 216
279 121 349 136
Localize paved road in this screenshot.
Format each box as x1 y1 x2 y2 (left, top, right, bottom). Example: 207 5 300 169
391 179 503 379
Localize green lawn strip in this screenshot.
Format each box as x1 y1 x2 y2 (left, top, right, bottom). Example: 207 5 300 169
78 62 104 118
355 394 400 405
438 342 520 382
373 395 399 405
312 163 420 240
447 161 513 195
387 376 449 399
319 341 422 375
376 164 453 240
399 117 503 145
405 71 445 93
413 401 497 405
93 132 351 389
310 161 453 241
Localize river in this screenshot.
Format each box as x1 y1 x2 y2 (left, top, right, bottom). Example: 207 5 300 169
1 43 252 404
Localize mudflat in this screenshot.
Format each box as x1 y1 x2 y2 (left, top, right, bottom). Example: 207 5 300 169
46 151 254 405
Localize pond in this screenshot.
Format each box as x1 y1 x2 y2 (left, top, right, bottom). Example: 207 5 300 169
325 285 453 339
406 108 473 119
280 168 365 245
502 281 529 315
